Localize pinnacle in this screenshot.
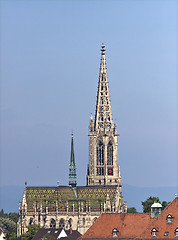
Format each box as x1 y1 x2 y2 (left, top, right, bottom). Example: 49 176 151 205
101 43 105 55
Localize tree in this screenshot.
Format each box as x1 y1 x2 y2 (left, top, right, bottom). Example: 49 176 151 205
0 217 16 233
127 207 137 213
0 210 19 239
142 196 160 213
142 197 170 213
20 224 41 240
8 231 19 240
161 201 169 210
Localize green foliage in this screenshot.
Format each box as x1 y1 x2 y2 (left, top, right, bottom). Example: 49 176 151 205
142 196 160 213
20 224 41 240
142 197 169 213
0 209 19 239
0 209 19 222
0 217 16 233
127 207 137 213
8 212 19 223
8 231 19 240
162 201 169 210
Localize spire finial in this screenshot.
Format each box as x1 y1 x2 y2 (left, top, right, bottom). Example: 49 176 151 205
101 43 105 55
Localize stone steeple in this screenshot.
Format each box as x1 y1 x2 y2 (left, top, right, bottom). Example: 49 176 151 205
94 43 113 131
69 133 77 187
87 43 121 186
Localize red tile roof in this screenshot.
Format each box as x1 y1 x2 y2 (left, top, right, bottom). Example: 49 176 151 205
81 213 152 239
137 197 178 239
81 197 178 240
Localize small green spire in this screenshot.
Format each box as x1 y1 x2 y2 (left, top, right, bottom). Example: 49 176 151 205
69 133 77 187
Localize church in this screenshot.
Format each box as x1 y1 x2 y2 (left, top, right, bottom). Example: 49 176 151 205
17 44 127 236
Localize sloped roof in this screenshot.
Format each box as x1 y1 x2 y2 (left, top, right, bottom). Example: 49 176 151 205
26 185 117 212
32 228 81 240
81 197 178 240
81 213 152 239
137 197 178 239
151 202 162 208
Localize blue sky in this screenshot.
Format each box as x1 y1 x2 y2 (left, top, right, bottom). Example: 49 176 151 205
1 0 177 189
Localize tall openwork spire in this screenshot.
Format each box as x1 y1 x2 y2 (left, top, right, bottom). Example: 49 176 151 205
69 133 77 187
94 43 113 131
87 43 121 187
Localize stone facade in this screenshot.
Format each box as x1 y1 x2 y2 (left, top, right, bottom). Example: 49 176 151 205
17 44 127 237
87 43 120 187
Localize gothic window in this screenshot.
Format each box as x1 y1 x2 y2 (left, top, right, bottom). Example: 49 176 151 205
68 218 72 228
107 142 113 165
59 218 65 228
83 218 85 226
97 141 104 165
97 167 104 175
29 218 33 225
50 218 56 228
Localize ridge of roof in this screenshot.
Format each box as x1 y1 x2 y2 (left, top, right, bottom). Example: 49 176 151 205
26 185 117 189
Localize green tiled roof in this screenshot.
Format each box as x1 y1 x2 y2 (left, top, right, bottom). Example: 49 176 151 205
25 186 117 212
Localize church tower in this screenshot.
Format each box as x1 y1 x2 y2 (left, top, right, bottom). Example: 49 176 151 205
69 133 77 187
87 43 121 186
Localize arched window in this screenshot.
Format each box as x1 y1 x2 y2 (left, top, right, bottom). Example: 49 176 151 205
107 142 113 165
29 218 33 225
175 228 178 237
59 218 65 228
50 218 56 228
97 141 104 166
68 218 72 228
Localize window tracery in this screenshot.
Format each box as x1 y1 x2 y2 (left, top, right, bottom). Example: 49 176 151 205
97 141 104 166
50 218 56 228
107 141 113 165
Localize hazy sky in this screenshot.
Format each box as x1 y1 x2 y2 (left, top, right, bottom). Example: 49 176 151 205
1 0 177 189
